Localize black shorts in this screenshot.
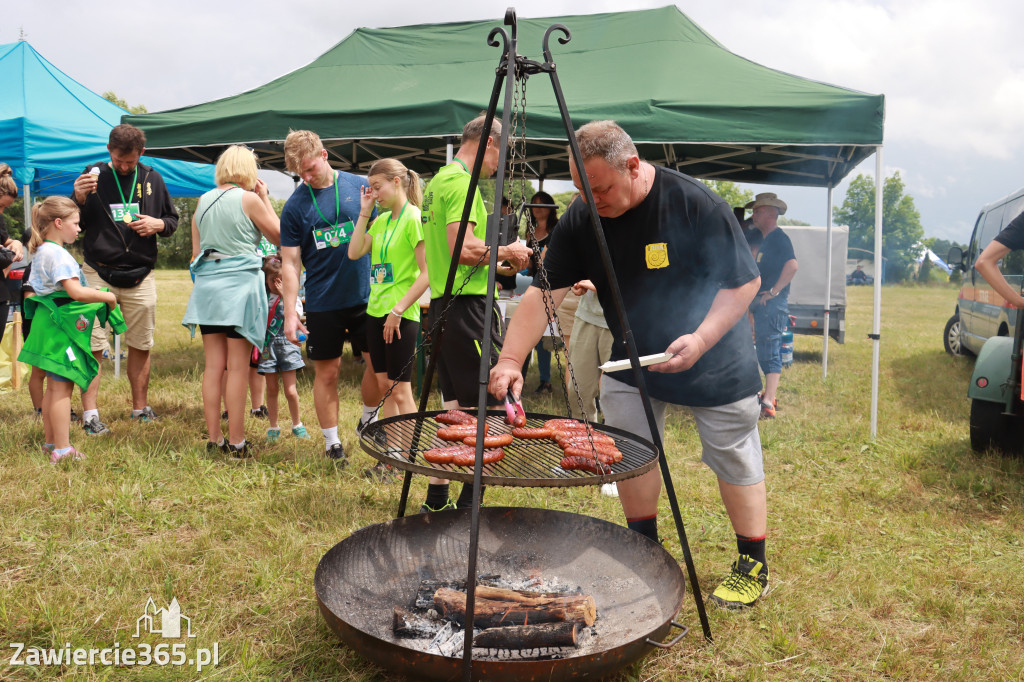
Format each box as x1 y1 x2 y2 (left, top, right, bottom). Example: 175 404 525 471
199 324 245 340
365 314 419 382
305 305 369 361
428 296 503 407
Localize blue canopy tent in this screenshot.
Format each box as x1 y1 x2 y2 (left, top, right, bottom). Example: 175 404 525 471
0 40 215 217
0 40 214 386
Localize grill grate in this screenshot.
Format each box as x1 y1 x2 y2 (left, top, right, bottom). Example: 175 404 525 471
359 411 659 487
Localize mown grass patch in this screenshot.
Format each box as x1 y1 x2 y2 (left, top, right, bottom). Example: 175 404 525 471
1 274 1022 680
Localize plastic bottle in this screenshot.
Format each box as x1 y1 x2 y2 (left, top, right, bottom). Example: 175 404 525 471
297 333 307 343
780 328 794 368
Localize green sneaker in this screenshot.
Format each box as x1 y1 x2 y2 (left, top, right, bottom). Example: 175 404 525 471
267 428 281 443
710 555 769 609
419 499 457 514
291 425 310 439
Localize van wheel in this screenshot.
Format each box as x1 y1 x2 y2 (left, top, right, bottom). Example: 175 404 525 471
969 399 1021 454
944 313 973 357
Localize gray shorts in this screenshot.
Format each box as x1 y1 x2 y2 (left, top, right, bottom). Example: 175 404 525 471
599 375 764 486
257 335 306 375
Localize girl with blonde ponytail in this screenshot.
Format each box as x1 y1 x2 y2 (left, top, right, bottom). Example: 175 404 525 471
347 159 428 478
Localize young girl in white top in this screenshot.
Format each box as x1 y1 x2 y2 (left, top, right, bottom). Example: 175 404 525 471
26 197 116 463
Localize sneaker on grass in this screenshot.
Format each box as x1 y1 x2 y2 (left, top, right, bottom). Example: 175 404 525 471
710 554 769 609
291 425 310 439
131 406 158 422
266 428 281 444
82 416 110 436
228 442 255 460
419 499 456 514
325 443 347 467
50 446 86 464
356 415 373 437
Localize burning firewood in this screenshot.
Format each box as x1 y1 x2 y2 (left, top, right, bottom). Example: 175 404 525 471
432 586 596 628
471 622 579 649
393 606 446 638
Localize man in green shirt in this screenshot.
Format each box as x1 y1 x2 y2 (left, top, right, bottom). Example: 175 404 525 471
419 115 531 512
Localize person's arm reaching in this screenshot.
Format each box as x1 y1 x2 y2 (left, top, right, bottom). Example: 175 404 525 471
489 285 570 399
975 240 1024 309
446 220 532 270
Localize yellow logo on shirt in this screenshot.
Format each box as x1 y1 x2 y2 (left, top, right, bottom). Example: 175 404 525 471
645 242 669 269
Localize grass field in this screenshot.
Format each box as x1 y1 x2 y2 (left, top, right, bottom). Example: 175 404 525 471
1 272 1022 681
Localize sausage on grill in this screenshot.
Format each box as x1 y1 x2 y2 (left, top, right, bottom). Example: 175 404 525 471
554 431 615 447
559 437 621 457
545 418 584 430
435 410 476 425
462 433 514 448
511 426 553 439
436 424 489 441
559 455 612 474
451 448 505 467
562 446 620 464
422 445 472 464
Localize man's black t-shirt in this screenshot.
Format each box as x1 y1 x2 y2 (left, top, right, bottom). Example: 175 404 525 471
755 228 796 297
541 166 762 407
994 211 1024 251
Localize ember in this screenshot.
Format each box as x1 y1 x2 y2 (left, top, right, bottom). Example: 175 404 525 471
392 576 600 659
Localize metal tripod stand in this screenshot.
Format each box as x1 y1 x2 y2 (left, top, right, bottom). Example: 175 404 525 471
411 8 714 679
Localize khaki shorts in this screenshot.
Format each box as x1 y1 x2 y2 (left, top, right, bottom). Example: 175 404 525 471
82 263 157 352
600 374 764 486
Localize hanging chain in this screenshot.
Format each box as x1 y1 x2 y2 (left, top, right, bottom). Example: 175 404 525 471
505 60 592 426
367 59 591 431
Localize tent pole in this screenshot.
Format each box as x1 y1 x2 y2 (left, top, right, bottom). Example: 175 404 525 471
822 185 834 378
445 136 454 164
870 148 883 438
23 182 32 232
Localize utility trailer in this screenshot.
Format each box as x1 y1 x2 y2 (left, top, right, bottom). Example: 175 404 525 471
783 224 848 343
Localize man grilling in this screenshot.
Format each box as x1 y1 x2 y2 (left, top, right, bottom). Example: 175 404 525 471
489 121 770 609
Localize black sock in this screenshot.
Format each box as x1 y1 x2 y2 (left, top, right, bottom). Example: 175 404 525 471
626 515 659 543
456 483 485 509
425 483 450 509
736 534 767 567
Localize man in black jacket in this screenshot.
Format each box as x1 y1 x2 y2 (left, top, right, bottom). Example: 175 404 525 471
71 124 178 432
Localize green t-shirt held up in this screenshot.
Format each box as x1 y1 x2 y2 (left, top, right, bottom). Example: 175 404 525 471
421 160 492 298
366 202 424 322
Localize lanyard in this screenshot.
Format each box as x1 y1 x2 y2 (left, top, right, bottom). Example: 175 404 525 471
453 158 469 174
44 240 62 246
378 201 408 264
307 171 340 229
113 166 138 207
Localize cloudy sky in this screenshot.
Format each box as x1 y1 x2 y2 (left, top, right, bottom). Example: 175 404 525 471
6 0 1024 243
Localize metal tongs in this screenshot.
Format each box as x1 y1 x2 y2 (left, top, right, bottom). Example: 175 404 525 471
504 391 526 426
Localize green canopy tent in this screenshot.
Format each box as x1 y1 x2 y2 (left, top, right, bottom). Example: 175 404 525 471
126 6 887 435
125 6 882 185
